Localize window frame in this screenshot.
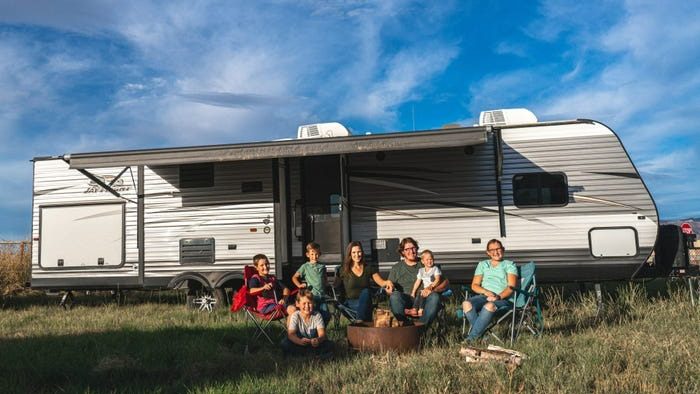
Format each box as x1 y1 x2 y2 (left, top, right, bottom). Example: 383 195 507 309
512 171 569 208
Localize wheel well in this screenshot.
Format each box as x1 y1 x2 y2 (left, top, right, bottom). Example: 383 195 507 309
214 273 243 290
168 272 212 291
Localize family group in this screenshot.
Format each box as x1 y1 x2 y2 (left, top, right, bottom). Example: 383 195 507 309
245 237 518 356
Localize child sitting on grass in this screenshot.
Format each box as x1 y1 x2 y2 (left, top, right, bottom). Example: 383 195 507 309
408 249 442 317
248 254 296 316
280 289 333 358
291 242 330 324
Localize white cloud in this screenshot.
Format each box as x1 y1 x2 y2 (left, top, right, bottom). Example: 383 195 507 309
339 44 459 123
468 69 552 116
494 41 527 58
638 148 697 177
466 0 700 219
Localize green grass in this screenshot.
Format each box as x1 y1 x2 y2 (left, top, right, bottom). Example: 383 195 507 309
1 281 699 393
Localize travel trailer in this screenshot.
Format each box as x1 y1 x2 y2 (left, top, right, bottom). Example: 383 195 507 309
30 109 659 302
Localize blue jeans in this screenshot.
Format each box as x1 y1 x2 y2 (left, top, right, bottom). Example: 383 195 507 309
344 288 372 321
464 295 512 340
280 337 333 357
389 291 441 326
313 296 331 326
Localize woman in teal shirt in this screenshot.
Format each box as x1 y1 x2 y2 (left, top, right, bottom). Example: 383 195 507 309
462 239 518 341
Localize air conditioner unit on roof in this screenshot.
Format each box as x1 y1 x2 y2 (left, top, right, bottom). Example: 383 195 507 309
479 108 538 126
297 122 351 139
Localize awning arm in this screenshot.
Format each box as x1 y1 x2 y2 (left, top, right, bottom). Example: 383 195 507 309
63 157 137 204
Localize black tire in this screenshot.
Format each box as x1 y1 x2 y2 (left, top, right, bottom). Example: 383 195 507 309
214 288 228 308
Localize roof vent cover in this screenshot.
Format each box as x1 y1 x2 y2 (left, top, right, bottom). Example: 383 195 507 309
479 108 537 126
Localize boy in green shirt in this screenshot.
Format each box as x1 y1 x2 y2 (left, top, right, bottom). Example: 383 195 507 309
292 242 330 324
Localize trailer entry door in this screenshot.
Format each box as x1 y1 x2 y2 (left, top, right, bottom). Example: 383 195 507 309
301 155 343 263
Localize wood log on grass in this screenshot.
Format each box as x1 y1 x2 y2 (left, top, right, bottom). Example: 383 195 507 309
459 346 525 366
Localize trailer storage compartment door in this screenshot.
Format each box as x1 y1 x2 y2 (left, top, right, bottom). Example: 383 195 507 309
39 203 124 268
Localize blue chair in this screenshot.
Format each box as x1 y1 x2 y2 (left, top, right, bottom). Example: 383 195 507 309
457 262 543 344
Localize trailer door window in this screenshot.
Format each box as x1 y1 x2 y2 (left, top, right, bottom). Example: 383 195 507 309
513 172 568 207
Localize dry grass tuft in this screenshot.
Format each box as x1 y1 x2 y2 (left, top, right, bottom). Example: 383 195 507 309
0 242 30 296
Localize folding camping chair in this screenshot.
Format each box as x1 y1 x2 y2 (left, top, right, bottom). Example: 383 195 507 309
326 265 361 329
326 265 385 330
230 266 288 346
458 262 544 345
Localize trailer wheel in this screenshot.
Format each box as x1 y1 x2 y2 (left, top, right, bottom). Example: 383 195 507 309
214 288 228 308
185 280 219 312
192 293 218 312
215 278 243 308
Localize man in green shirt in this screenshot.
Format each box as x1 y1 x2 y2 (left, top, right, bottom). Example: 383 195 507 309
387 237 442 326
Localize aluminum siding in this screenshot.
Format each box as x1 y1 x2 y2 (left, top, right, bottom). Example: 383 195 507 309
31 159 139 283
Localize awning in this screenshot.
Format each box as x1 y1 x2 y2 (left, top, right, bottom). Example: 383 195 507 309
67 126 490 169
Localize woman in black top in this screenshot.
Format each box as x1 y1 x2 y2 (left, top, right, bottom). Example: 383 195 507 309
340 241 393 321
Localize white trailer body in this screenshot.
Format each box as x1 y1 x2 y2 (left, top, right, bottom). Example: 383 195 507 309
30 113 659 292
32 159 276 290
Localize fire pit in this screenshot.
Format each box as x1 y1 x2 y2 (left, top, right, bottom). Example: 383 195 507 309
347 321 424 353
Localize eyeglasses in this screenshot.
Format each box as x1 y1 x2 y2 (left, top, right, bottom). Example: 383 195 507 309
403 247 417 252
487 247 503 252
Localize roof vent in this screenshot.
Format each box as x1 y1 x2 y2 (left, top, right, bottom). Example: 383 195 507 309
297 122 352 139
478 108 538 126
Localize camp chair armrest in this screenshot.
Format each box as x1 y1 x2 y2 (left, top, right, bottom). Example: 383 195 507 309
327 285 344 303
508 286 535 298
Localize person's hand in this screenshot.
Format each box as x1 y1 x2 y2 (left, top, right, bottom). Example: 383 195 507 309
263 283 273 291
310 338 319 347
384 281 394 293
298 283 307 288
301 338 311 346
420 288 432 298
278 299 285 305
486 294 500 302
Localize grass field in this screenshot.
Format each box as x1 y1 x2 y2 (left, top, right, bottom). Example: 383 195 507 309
1 280 700 393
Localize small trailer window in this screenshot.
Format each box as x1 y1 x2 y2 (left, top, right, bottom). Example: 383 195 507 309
180 163 214 188
513 172 568 207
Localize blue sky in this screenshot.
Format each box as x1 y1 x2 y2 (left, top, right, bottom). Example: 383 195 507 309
1 0 699 240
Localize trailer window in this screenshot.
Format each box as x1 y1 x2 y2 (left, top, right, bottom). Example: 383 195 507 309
180 163 214 188
513 173 568 207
